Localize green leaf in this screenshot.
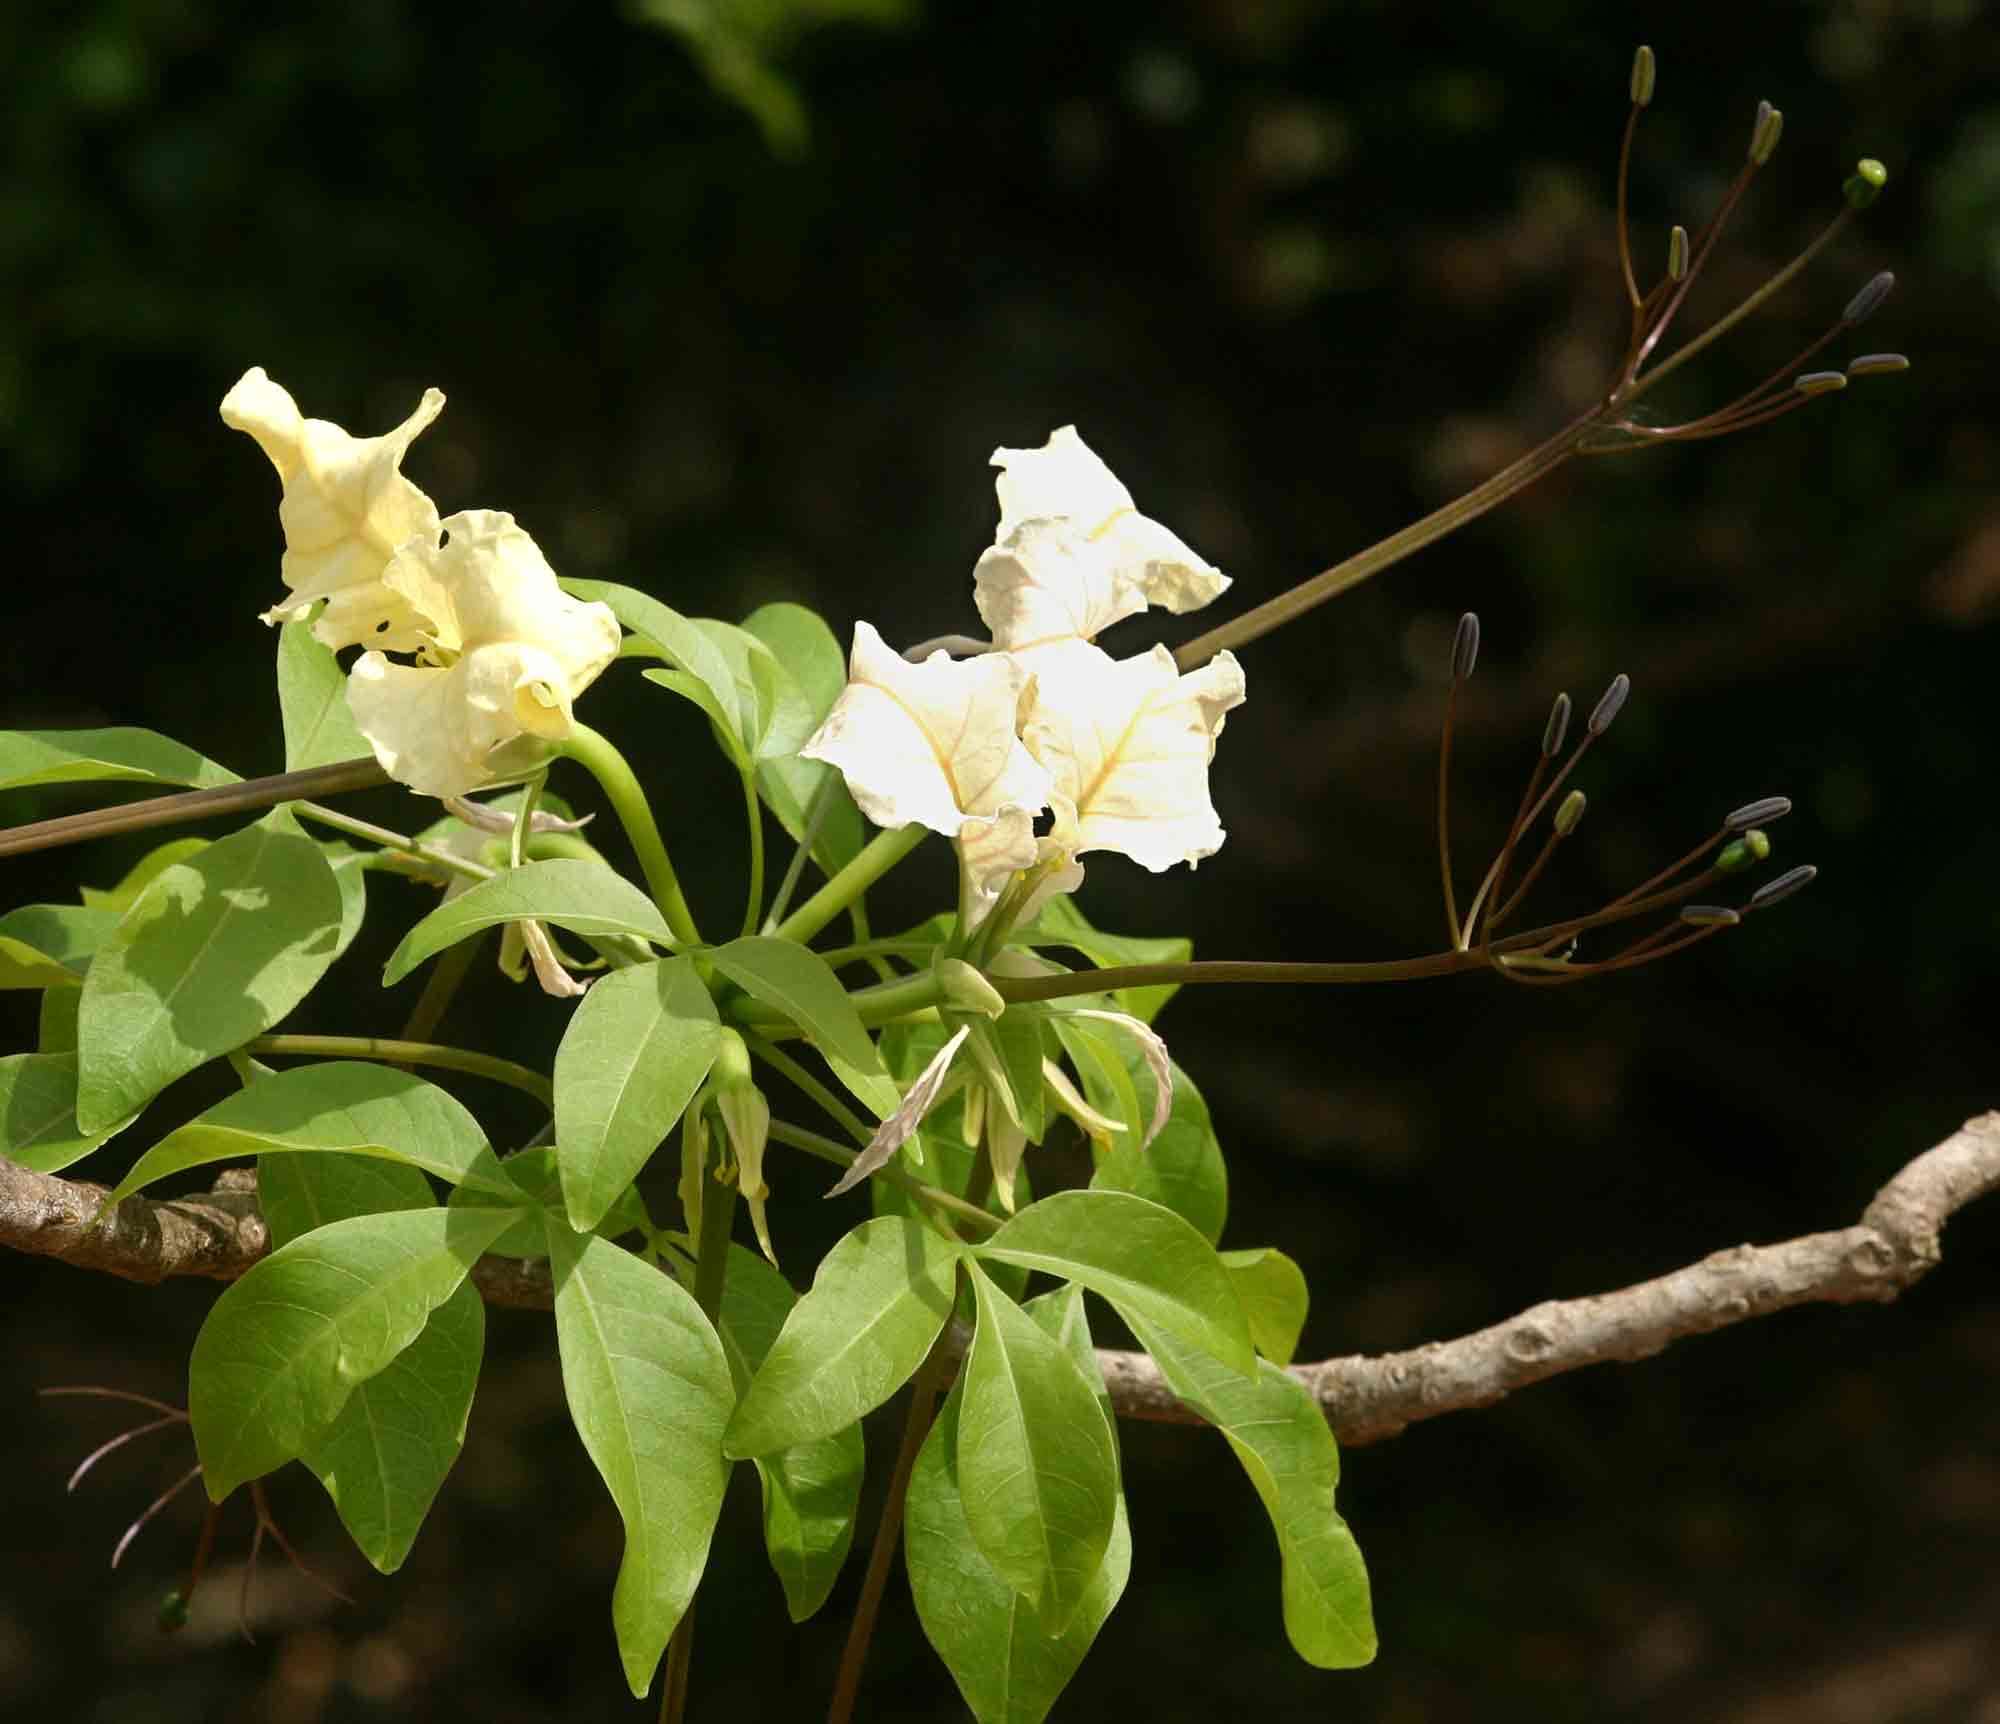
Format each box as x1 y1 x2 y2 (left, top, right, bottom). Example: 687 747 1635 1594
719 1244 864 1622
1222 1247 1309 1366
37 986 81 1052
0 1052 134 1173
742 602 864 878
1128 1316 1375 1669
906 1285 1129 1724
985 1012 1048 1141
564 578 753 763
640 667 750 768
957 1263 1119 1628
708 936 884 1076
1016 896 1191 1024
259 1151 437 1249
547 1223 734 1699
326 846 370 962
304 1281 484 1574
189 1205 519 1499
76 810 344 1131
78 838 211 913
0 905 120 988
259 1154 485 1577
277 620 373 770
0 727 238 793
555 957 720 1230
1061 1025 1227 1246
383 858 673 985
102 1061 505 1209
724 1215 961 1458
976 1190 1254 1377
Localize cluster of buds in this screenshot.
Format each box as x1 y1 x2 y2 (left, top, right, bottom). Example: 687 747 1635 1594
1437 611 1814 985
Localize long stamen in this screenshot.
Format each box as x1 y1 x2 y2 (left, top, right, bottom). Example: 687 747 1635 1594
1438 612 1480 943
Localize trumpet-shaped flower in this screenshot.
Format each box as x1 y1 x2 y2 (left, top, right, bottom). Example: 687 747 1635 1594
1019 639 1245 874
801 621 1053 907
978 426 1231 651
345 510 621 798
221 367 445 652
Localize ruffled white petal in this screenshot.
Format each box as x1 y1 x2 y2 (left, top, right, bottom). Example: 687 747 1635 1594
985 425 1230 647
801 622 1052 874
1018 640 1245 873
222 367 446 652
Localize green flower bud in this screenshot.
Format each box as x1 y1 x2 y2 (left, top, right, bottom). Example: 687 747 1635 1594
935 957 1005 1018
1843 158 1888 209
1716 829 1771 873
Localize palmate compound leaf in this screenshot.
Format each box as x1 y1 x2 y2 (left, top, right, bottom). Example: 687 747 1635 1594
99 1060 509 1209
554 956 720 1230
262 1154 485 1575
1126 1313 1376 1669
956 1264 1120 1631
76 808 344 1132
907 1284 1131 1724
0 726 239 793
189 1204 523 1501
717 1243 864 1622
975 1189 1255 1378
724 1215 962 1459
546 1221 735 1699
381 859 674 986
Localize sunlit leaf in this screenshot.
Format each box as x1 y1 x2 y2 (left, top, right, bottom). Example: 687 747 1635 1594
383 858 672 985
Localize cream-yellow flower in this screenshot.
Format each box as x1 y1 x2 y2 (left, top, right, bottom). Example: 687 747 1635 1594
221 367 445 652
345 510 621 798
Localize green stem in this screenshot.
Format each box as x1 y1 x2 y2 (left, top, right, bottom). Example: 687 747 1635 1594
767 1120 998 1236
559 725 701 946
398 930 485 1044
772 825 928 947
738 768 765 939
0 757 390 861
827 1334 957 1724
245 1035 553 1105
661 1171 738 1724
1171 417 1594 670
295 800 494 884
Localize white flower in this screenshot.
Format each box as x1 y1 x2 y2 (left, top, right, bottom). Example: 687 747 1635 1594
801 621 1053 910
978 426 1231 651
221 367 445 652
345 510 621 798
1018 638 1245 875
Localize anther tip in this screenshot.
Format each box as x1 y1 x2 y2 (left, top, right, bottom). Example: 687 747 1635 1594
1724 795 1791 832
1843 270 1896 326
1541 692 1573 758
1586 673 1631 736
1679 905 1741 927
1794 369 1848 396
1451 611 1481 683
1630 45 1656 108
1847 352 1909 378
1749 863 1817 909
1749 100 1784 166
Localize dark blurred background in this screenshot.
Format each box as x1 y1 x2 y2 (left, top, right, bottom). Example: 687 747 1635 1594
4 1 1998 1719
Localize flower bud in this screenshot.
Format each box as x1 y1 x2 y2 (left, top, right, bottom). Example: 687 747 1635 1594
1749 101 1783 166
1716 830 1771 873
935 957 1006 1018
1630 45 1656 107
1542 691 1572 758
1679 905 1740 927
1451 610 1481 682
1749 863 1816 909
1724 795 1791 831
1586 673 1630 736
1843 158 1888 209
1842 270 1895 326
